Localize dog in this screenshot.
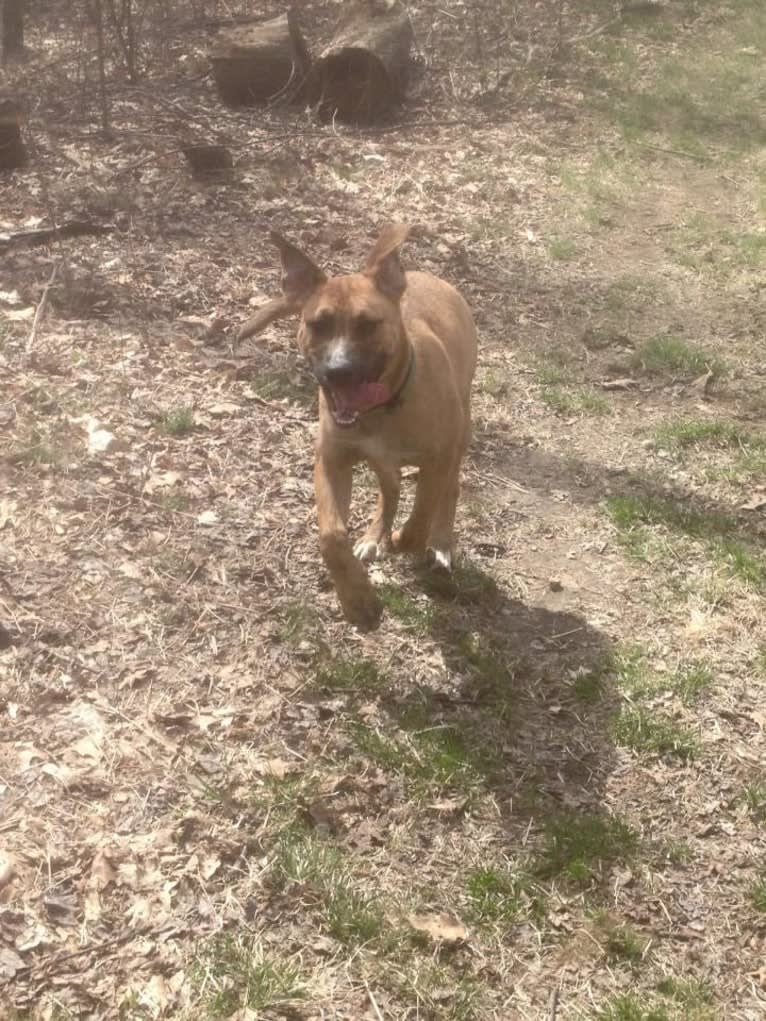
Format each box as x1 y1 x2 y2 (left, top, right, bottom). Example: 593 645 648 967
239 224 478 630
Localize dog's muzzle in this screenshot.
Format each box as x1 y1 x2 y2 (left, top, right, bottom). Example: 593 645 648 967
314 349 391 428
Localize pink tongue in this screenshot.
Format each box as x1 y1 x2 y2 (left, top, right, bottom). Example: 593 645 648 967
333 381 390 414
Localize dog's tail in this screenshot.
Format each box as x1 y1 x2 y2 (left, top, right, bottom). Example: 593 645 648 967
237 295 296 341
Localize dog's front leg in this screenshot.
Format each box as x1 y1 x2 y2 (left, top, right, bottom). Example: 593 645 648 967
354 461 400 563
315 454 383 631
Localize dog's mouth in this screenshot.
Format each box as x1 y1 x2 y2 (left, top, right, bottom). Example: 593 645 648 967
324 379 392 427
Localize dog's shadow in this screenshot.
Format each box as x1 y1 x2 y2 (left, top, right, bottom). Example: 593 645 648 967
379 558 620 841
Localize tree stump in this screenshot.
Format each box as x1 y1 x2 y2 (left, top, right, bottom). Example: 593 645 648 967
0 99 25 170
310 0 413 124
210 9 310 107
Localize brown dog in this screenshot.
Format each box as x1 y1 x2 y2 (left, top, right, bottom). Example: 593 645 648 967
239 225 477 630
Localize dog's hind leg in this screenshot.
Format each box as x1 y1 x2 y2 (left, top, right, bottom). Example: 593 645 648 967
391 460 448 556
425 462 461 571
316 454 382 630
354 462 400 563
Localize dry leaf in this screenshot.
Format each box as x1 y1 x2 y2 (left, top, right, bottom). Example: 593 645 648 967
5 306 34 321
407 911 468 944
740 493 766 512
0 946 26 981
197 510 219 526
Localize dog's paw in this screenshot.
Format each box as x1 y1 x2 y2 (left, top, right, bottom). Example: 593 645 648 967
353 539 379 563
341 587 383 631
427 547 453 572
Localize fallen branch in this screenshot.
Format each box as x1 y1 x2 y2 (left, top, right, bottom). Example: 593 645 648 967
0 220 110 251
25 261 60 363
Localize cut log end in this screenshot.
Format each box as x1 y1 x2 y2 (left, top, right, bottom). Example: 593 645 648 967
314 49 400 124
310 2 413 124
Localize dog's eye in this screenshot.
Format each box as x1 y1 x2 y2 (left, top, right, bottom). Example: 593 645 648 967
354 316 381 338
308 315 335 339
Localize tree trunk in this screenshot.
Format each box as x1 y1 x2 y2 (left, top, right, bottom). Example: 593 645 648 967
210 9 310 107
2 0 25 63
310 0 413 124
0 99 26 169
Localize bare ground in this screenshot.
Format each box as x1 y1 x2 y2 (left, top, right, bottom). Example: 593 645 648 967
1 1 766 1019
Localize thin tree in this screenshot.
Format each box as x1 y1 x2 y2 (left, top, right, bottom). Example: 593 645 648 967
2 0 25 63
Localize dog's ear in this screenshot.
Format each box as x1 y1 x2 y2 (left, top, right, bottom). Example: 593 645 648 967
238 231 327 341
365 223 410 301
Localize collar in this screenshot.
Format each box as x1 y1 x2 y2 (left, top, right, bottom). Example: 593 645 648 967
381 345 415 412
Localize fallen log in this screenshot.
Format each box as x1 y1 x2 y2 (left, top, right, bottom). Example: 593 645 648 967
210 8 310 107
310 0 413 124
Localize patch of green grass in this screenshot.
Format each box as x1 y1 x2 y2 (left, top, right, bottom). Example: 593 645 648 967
657 839 694 866
571 665 608 704
538 812 639 883
606 490 727 541
465 866 543 926
667 661 714 703
315 655 387 692
654 418 763 451
271 829 385 946
478 369 508 398
712 447 766 484
190 933 305 1017
156 406 195 436
272 827 342 887
631 335 725 379
351 714 487 793
593 914 648 966
417 560 500 606
157 490 191 512
593 994 670 1021
536 363 567 386
541 384 612 416
549 237 577 261
277 599 319 644
751 872 766 913
387 962 486 1020
454 632 519 720
607 493 766 590
717 539 766 589
325 882 384 945
604 274 663 314
744 779 766 823
378 583 432 629
656 975 715 1013
613 704 698 761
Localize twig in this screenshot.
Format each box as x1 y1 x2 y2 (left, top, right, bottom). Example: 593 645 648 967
25 262 60 363
365 981 385 1021
635 140 712 162
548 986 561 1021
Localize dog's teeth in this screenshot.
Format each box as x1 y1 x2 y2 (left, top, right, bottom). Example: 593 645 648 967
354 540 379 563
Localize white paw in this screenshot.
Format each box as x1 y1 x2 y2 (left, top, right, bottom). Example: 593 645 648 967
428 547 453 572
354 539 379 563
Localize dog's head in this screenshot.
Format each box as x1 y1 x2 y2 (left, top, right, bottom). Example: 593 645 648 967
239 225 412 428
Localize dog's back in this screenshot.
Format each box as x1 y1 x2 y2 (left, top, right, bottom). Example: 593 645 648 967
403 271 477 407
